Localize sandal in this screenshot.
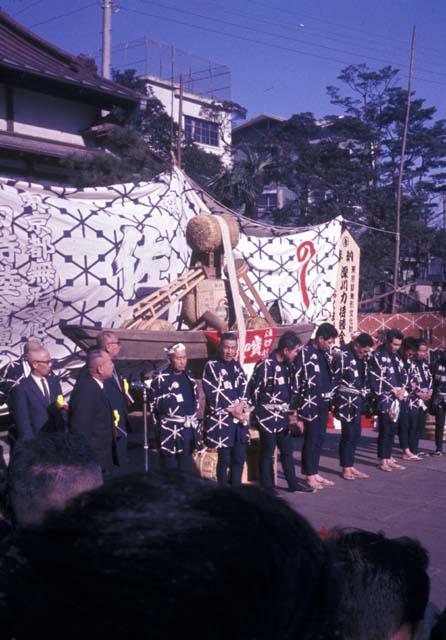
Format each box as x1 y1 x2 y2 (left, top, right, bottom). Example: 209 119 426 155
342 473 355 481
351 469 369 479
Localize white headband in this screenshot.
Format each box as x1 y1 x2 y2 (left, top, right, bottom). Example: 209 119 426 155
164 343 186 356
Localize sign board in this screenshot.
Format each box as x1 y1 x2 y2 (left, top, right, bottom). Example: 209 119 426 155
332 229 360 344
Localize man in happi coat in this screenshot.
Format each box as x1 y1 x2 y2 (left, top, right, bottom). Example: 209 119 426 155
369 329 409 472
202 332 249 486
149 343 200 472
408 339 432 457
295 322 339 491
249 331 313 494
332 332 374 480
431 350 446 456
397 336 420 461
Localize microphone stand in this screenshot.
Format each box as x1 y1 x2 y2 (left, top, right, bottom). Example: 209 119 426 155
142 384 149 473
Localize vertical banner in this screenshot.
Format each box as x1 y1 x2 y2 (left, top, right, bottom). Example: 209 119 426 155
332 229 360 344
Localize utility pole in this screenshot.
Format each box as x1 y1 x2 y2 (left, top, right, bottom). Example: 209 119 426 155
101 0 112 79
392 25 416 313
177 73 184 168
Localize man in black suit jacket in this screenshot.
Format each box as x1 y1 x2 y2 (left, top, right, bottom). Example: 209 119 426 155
96 331 130 468
1 338 42 410
69 349 115 475
11 347 65 440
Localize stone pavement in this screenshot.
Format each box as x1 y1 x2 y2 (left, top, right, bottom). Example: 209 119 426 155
280 430 446 609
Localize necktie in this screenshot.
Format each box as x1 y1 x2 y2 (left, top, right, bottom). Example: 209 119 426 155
41 377 50 403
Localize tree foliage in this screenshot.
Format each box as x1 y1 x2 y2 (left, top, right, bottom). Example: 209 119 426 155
227 64 446 297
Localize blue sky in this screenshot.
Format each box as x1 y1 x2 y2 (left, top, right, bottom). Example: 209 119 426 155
2 0 446 123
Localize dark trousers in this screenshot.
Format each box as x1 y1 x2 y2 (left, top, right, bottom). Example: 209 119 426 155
301 403 329 476
435 405 446 453
377 412 397 459
409 409 426 454
397 402 411 450
160 429 195 473
259 429 297 489
216 442 248 486
339 414 361 467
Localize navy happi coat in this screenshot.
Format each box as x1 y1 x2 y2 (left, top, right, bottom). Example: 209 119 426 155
202 357 249 449
149 365 200 455
249 350 294 433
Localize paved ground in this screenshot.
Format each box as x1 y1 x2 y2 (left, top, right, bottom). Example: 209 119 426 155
125 423 446 608
280 430 446 609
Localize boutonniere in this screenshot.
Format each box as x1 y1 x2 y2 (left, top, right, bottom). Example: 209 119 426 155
113 410 120 428
55 394 68 411
122 378 134 404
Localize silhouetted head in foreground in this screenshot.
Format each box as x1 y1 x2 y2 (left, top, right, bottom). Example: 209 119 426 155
326 529 430 640
8 433 102 528
8 473 330 640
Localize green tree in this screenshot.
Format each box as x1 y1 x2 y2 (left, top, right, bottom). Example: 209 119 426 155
64 68 226 189
239 65 446 297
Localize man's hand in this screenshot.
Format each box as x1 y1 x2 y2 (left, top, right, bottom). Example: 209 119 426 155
392 387 405 401
227 401 245 420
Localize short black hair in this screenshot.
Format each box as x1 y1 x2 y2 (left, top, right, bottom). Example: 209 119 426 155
220 332 238 343
402 336 418 352
8 433 101 528
315 322 339 340
10 473 331 640
386 328 404 342
326 529 430 640
353 333 374 348
278 331 301 352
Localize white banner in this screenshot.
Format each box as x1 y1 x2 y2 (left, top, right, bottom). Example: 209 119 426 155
0 168 343 370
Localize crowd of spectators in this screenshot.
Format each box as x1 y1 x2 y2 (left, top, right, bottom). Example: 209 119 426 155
0 432 444 640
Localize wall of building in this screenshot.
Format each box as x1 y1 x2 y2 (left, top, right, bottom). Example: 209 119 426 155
142 75 232 166
3 87 98 145
357 312 446 350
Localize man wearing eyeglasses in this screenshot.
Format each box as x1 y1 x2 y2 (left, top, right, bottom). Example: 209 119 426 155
11 347 65 440
96 331 129 469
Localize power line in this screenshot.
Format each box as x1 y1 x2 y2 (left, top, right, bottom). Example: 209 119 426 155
29 2 96 28
13 0 45 17
120 5 446 88
188 0 445 66
137 0 446 79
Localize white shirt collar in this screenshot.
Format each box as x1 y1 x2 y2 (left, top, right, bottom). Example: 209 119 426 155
92 376 104 389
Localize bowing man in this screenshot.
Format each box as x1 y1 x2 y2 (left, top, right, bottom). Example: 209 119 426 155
332 332 374 480
408 339 432 457
369 329 408 472
96 331 130 468
149 343 200 473
69 349 115 475
249 331 313 493
295 322 339 491
11 347 65 440
202 332 249 486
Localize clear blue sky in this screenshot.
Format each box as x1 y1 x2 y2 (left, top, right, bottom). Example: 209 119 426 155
2 0 446 122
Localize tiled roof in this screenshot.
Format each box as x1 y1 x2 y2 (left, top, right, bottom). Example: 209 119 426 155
0 10 138 106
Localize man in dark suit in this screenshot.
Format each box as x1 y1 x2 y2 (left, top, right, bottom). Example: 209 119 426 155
11 347 65 440
68 349 115 475
0 338 42 410
96 331 130 469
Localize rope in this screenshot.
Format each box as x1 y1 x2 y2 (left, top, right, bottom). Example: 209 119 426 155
215 216 246 366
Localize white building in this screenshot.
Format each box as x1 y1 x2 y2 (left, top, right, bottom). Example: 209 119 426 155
141 75 232 167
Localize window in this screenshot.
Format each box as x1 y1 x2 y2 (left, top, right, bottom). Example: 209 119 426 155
257 192 277 214
184 116 219 147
